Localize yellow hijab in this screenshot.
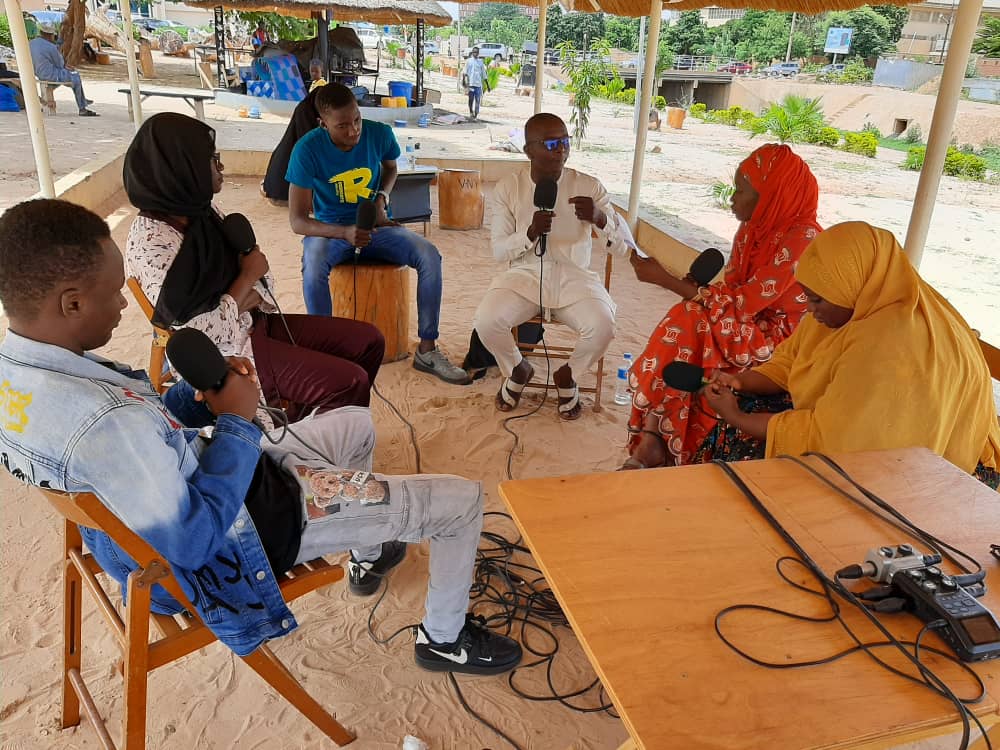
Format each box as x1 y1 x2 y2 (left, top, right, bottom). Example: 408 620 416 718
755 221 1000 473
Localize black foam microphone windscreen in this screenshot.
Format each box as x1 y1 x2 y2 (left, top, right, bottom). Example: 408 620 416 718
166 327 230 393
356 200 378 231
221 213 257 255
689 247 725 286
533 178 558 211
662 360 708 393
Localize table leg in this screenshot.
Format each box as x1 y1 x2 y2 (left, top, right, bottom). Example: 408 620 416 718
192 99 206 122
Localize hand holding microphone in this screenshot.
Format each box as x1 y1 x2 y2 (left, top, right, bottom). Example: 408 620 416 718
166 328 261 423
223 213 270 290
529 178 558 255
351 200 378 256
662 361 739 419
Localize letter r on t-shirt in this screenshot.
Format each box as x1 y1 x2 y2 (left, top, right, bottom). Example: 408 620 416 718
329 167 374 203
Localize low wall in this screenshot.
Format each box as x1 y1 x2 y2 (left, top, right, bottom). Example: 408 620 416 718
874 58 943 91
35 148 699 281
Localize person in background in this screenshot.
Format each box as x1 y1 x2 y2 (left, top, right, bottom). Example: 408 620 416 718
261 85 323 205
28 22 97 117
463 46 489 121
701 221 1000 490
624 144 821 468
308 57 328 92
287 83 470 385
252 20 268 49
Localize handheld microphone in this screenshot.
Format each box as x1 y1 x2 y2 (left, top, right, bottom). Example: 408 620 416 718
532 178 558 256
354 200 378 256
166 327 231 393
661 361 711 393
222 212 268 291
688 247 725 286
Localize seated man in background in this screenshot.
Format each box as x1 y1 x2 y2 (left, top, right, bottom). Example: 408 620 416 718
473 112 634 420
28 22 97 116
287 83 469 385
0 198 522 675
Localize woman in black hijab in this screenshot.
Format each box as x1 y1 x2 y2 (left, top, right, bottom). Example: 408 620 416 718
261 85 322 205
123 112 384 422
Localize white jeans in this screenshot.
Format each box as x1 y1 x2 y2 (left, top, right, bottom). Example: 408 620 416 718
472 288 616 379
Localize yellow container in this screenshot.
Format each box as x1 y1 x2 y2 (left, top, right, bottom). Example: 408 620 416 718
381 96 395 108
395 96 408 108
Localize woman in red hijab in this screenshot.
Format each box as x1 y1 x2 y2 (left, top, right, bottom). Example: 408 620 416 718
624 144 822 468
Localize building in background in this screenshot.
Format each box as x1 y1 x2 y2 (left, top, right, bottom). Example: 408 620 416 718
898 0 1000 57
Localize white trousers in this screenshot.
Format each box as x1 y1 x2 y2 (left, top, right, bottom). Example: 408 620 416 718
472 288 616 379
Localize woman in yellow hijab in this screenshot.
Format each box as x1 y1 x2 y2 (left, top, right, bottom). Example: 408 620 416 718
702 221 1000 488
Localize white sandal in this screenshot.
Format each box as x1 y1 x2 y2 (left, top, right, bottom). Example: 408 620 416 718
497 377 527 412
556 385 582 421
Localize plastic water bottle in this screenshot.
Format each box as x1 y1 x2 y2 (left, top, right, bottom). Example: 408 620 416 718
404 137 415 170
623 352 633 395
614 353 633 406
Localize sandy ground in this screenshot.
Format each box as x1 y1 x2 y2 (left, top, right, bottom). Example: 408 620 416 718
0 51 996 750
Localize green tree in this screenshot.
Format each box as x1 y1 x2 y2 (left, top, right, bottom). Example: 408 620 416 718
546 7 606 48
872 5 909 44
822 7 894 59
558 38 613 146
463 3 527 40
973 17 1000 57
712 10 806 63
488 16 536 54
663 10 709 56
605 15 640 51
235 11 315 41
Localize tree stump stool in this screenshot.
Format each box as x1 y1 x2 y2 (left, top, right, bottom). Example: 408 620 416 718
438 169 484 230
330 261 411 362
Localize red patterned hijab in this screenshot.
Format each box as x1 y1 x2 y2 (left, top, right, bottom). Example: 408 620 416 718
731 144 821 280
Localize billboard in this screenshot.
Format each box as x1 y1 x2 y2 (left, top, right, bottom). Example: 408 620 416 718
824 27 854 55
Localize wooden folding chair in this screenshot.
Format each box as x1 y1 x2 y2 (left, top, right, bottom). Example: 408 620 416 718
126 278 172 395
40 488 356 749
515 248 614 413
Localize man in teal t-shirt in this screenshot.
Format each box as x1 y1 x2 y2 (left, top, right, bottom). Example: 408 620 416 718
287 83 469 385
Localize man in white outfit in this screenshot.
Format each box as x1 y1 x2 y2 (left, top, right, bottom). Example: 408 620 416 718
472 113 634 419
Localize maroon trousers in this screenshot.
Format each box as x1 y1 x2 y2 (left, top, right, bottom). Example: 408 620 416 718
251 312 385 422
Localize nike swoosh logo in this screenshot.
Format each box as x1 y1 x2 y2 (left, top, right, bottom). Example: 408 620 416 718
428 647 468 664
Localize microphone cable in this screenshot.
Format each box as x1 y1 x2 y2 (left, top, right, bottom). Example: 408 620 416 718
711 458 993 750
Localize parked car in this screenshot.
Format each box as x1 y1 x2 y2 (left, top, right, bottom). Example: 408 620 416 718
717 61 752 74
463 42 509 61
423 40 439 54
349 26 383 49
819 63 846 74
762 61 801 77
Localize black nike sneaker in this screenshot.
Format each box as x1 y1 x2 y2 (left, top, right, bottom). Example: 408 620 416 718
414 614 523 675
347 541 407 596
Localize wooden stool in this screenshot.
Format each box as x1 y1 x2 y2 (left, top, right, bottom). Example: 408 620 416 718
330 261 411 362
437 169 484 230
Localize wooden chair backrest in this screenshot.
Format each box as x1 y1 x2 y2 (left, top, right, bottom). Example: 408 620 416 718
127 277 173 394
40 488 196 613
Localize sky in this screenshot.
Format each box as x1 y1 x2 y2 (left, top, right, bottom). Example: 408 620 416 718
439 2 460 20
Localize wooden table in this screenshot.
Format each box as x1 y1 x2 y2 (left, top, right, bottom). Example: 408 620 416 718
117 86 214 122
498 448 1000 750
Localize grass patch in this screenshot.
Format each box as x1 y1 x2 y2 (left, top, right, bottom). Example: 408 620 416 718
877 137 914 154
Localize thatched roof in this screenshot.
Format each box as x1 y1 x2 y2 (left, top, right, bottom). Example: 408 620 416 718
186 0 453 26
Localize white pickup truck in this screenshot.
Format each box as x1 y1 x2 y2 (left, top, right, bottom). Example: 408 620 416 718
462 42 510 61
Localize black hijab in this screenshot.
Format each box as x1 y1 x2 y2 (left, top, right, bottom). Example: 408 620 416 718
123 113 241 328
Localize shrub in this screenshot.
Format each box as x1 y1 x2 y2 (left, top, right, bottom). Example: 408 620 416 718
838 58 873 84
862 120 883 139
843 131 878 157
812 126 841 147
905 145 987 180
654 95 667 110
485 66 501 92
752 95 827 143
711 180 735 208
0 14 11 47
904 123 922 143
690 102 708 119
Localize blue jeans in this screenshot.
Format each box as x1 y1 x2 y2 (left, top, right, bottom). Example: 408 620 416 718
302 226 442 341
467 85 482 117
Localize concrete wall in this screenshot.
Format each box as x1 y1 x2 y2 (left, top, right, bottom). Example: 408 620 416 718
978 58 1000 77
874 57 943 91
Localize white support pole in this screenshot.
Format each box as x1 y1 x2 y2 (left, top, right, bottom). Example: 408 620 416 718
903 0 983 268
534 0 547 114
626 0 662 230
121 1 143 129
785 12 796 62
632 15 646 130
3 0 55 197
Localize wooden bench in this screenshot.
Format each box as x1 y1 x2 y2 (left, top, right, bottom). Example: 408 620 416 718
38 79 68 115
116 86 214 122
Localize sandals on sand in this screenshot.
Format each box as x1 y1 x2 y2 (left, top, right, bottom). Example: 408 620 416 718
497 376 528 412
556 384 582 421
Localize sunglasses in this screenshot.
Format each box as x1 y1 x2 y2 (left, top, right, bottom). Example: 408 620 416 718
531 136 571 152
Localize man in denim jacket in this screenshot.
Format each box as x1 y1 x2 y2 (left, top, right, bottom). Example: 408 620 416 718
0 199 520 675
